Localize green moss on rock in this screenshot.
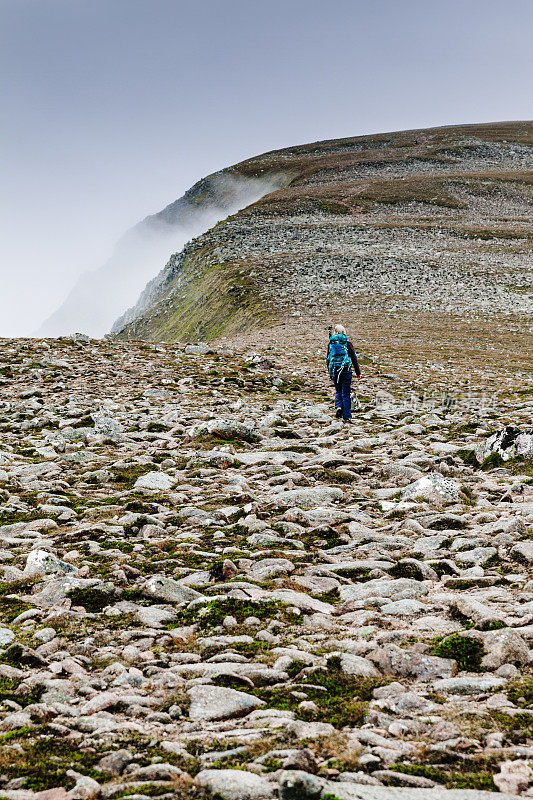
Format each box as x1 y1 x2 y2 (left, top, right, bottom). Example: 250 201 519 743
432 633 484 671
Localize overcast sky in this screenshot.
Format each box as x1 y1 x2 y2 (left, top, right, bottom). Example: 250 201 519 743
1 0 532 336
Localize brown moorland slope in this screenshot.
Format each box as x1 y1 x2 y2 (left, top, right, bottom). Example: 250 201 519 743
113 121 532 396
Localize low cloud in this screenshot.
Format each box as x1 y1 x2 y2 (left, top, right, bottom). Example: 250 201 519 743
36 171 285 338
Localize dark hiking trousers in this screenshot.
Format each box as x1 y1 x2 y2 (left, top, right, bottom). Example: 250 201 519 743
333 368 352 420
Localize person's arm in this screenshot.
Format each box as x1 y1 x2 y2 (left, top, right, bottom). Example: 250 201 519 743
347 341 361 378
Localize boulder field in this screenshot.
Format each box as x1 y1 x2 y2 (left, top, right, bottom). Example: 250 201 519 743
0 334 531 798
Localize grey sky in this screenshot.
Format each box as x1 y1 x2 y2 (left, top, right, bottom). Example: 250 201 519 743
2 0 532 336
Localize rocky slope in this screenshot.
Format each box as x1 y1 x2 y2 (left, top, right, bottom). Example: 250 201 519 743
0 333 532 799
112 121 533 346
37 172 286 338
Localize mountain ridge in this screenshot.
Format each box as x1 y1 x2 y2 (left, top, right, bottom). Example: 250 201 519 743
111 121 533 348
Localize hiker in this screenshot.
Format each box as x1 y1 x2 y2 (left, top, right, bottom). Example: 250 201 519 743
327 324 361 423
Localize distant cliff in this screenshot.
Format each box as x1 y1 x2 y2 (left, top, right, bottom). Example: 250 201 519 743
37 170 287 337
111 121 533 343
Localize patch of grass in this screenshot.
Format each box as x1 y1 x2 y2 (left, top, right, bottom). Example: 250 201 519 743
71 415 95 428
286 659 308 679
480 452 504 471
0 507 51 526
448 604 475 627
490 711 533 742
156 688 190 715
185 738 243 756
13 446 39 457
385 509 409 520
507 283 533 294
356 174 467 209
117 252 274 344
123 514 150 536
428 516 466 531
231 640 273 656
276 378 304 394
103 785 175 799
426 692 447 704
1 643 43 669
0 730 108 790
430 560 457 577
51 612 137 640
477 619 506 631
99 540 134 554
455 448 533 478
389 764 496 791
456 448 478 466
251 658 385 728
0 725 37 743
169 597 295 630
109 464 153 488
389 561 425 580
455 421 483 433
273 428 300 439
314 467 357 484
151 452 169 463
504 457 533 477
313 587 340 604
212 674 264 691
334 567 371 581
0 676 44 707
111 729 202 776
146 422 168 433
459 483 477 506
507 677 533 708
301 527 343 549
0 585 33 622
193 434 250 450
124 499 160 513
208 560 225 582
280 444 317 453
432 633 484 671
66 586 115 612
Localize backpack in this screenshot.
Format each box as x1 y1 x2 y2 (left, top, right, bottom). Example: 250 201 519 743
327 333 352 380
329 336 348 358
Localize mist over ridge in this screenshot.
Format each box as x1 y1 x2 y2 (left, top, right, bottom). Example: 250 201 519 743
36 171 285 338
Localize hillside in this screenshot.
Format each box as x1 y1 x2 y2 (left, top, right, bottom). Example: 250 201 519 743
112 121 532 384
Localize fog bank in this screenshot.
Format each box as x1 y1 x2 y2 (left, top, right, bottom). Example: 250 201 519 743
37 172 283 338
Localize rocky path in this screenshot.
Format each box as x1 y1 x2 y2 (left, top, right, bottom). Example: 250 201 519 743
0 335 532 799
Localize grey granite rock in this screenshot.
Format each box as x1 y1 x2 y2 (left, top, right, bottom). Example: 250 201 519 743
433 676 506 695
142 574 202 602
187 685 265 722
195 769 274 799
23 548 77 578
274 486 344 508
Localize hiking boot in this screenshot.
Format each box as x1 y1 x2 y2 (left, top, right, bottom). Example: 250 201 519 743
343 418 353 424
335 409 343 419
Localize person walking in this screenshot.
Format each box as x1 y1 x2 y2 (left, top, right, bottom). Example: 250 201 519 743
327 324 361 423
